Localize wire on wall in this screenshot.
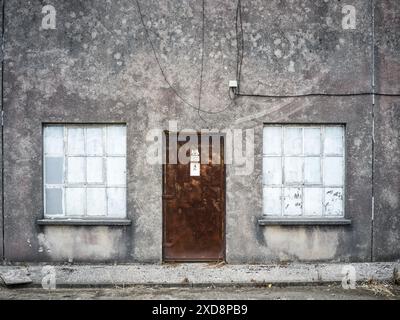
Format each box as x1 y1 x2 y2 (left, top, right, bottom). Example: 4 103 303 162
236 92 400 98
134 0 235 117
234 0 400 98
235 0 244 93
197 0 207 124
136 0 400 120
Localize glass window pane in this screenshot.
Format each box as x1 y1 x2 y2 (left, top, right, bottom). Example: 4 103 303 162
304 157 321 184
304 188 323 216
107 126 126 155
324 126 344 155
263 126 282 155
283 187 302 216
263 187 281 216
67 157 85 183
263 157 282 185
107 188 126 217
44 126 64 155
284 127 302 155
87 188 106 216
67 127 85 155
45 157 64 184
86 127 104 155
323 157 343 185
107 157 126 185
324 188 344 216
87 157 103 184
304 128 321 155
65 188 85 216
45 188 63 215
261 125 345 219
284 157 303 184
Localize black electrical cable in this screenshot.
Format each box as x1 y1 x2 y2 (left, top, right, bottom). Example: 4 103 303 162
236 0 244 92
135 0 236 116
234 0 400 98
237 92 400 98
136 0 399 118
197 0 208 124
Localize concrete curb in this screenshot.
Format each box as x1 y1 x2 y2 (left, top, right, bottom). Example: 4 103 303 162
0 262 399 287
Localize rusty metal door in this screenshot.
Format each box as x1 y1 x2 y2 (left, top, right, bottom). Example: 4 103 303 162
163 133 225 262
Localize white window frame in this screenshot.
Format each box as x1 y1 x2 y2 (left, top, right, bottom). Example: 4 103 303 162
43 124 127 219
262 124 346 218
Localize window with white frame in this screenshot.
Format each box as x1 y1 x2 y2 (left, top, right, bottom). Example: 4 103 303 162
43 124 127 218
263 125 345 218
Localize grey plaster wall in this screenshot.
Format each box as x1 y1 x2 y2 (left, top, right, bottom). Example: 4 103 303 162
226 96 373 263
1 0 398 263
0 0 3 262
373 0 400 261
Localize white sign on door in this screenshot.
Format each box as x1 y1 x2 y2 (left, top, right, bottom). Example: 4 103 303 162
190 149 200 162
190 162 200 176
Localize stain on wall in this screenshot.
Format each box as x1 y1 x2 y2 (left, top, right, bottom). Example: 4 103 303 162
37 227 128 262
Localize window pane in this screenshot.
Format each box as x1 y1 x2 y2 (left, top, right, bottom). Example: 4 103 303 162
262 124 345 219
304 188 323 216
304 157 321 184
107 126 126 155
87 188 106 216
65 188 85 216
304 128 321 155
324 126 344 155
324 188 344 216
67 157 85 183
45 157 64 184
323 157 343 185
87 157 103 184
43 124 128 219
283 187 302 216
107 188 126 217
44 126 64 155
284 127 302 155
68 127 85 155
263 187 281 216
263 126 281 155
284 157 303 184
86 127 104 155
45 188 63 215
107 157 126 185
263 157 282 185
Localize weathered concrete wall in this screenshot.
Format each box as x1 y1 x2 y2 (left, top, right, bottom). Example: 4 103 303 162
1 0 398 263
225 0 374 263
226 96 373 263
0 0 3 262
373 0 400 261
3 0 165 262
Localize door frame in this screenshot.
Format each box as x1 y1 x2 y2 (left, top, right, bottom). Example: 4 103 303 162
162 131 226 262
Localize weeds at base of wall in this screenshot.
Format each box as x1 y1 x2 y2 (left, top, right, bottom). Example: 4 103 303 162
359 279 398 297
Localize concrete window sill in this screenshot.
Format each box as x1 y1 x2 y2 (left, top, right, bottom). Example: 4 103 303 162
37 218 132 226
258 218 352 226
